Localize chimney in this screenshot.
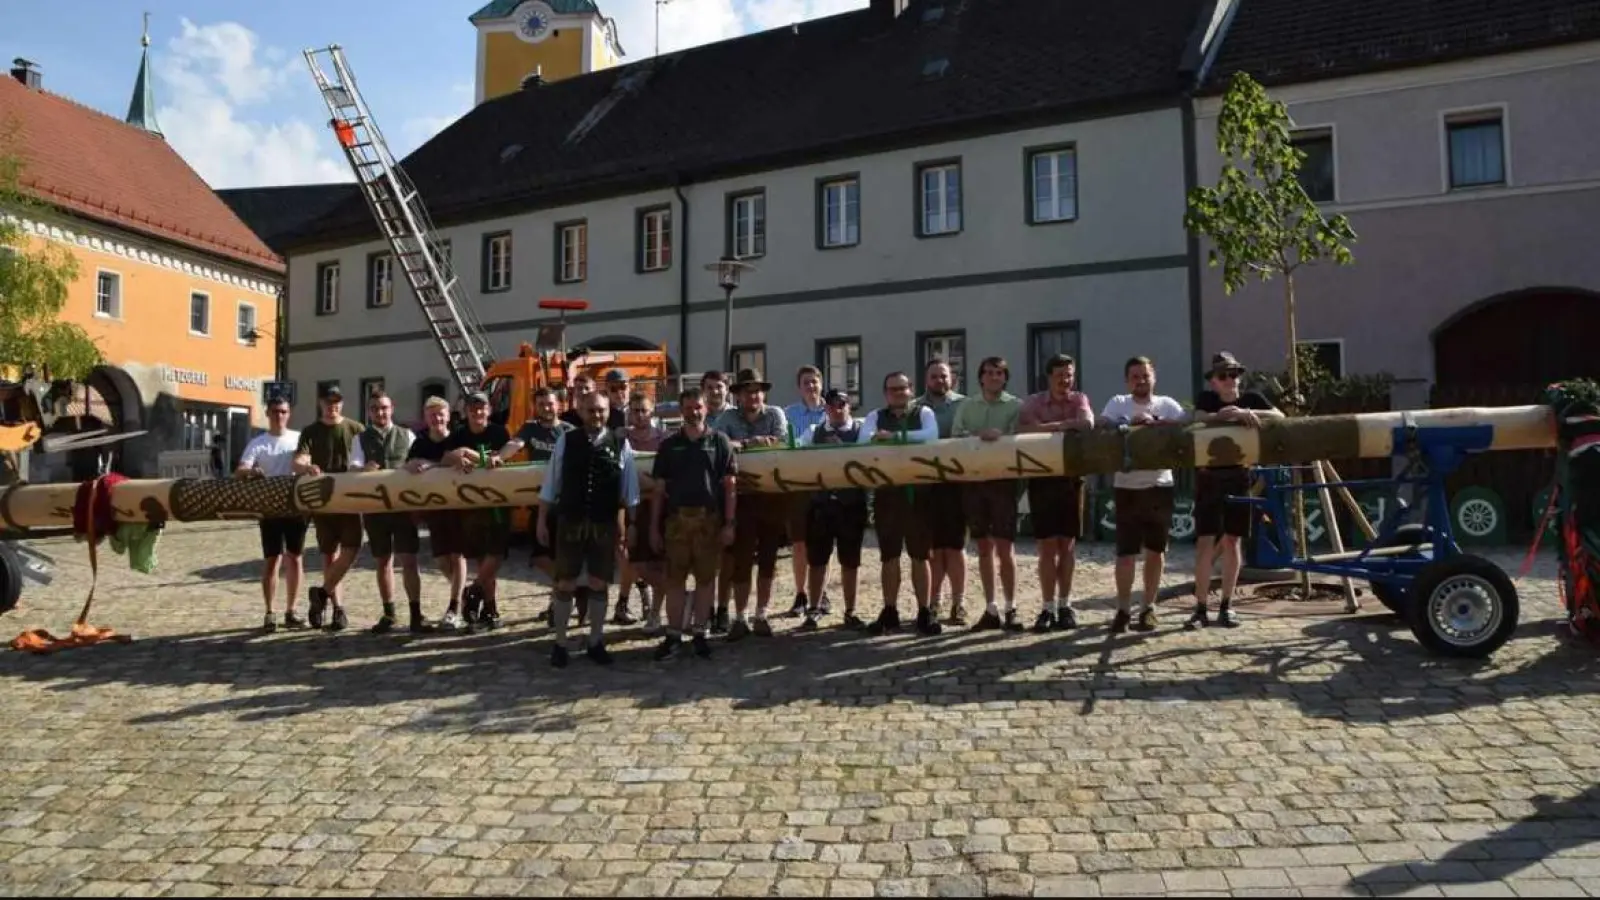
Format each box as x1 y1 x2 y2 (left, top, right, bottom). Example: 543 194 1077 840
871 0 910 21
10 58 41 89
522 65 546 90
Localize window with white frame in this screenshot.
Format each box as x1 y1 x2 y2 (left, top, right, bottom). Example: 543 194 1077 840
730 191 766 259
368 253 394 307
731 344 766 375
1028 146 1078 223
95 270 121 317
918 162 962 236
316 261 340 315
639 207 672 271
920 332 966 393
557 221 587 283
189 292 210 336
819 338 862 406
483 232 512 291
1298 340 1345 379
236 303 257 343
1446 111 1506 189
819 177 860 248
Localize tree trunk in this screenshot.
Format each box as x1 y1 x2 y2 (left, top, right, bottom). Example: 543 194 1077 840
1284 273 1313 597
0 406 1556 531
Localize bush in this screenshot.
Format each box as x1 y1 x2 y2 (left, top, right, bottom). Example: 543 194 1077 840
1241 345 1393 416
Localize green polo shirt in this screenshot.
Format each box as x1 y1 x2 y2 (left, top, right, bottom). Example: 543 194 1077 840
951 391 1023 437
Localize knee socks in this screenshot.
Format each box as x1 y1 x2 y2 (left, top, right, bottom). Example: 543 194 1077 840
551 590 575 642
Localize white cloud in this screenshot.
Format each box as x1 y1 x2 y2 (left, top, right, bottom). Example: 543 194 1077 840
154 18 351 189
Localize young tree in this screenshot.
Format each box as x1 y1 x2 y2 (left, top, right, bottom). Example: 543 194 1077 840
0 135 104 382
1185 71 1357 593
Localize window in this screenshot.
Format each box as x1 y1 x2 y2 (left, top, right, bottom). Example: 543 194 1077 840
95 270 121 318
556 220 587 283
1298 339 1345 379
730 344 767 376
236 303 257 344
1027 146 1078 224
420 380 449 405
316 261 340 315
1027 322 1081 393
482 231 512 292
638 206 673 272
359 377 386 421
818 176 861 248
1446 111 1506 189
817 338 862 407
917 161 962 236
917 330 967 393
1292 129 1336 203
728 191 766 259
189 292 210 336
367 252 394 308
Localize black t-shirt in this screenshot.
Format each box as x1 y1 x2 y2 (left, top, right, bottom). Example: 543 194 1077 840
561 408 627 430
516 419 574 463
444 423 512 460
1195 390 1275 473
406 429 453 463
651 429 738 515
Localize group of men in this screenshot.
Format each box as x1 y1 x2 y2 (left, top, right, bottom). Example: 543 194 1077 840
234 349 1280 668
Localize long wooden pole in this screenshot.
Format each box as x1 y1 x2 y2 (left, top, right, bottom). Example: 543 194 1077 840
0 405 1555 532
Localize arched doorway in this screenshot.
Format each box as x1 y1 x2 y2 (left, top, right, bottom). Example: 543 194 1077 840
577 334 679 376
1433 287 1600 388
49 366 146 478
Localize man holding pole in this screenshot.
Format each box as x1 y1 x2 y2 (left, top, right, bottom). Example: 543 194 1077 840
442 392 512 631
783 365 829 618
359 390 426 634
235 394 305 632
715 368 790 639
857 371 942 637
292 383 367 632
797 389 869 630
917 360 967 623
951 356 1025 630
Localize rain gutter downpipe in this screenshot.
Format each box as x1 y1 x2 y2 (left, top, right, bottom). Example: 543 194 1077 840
673 177 691 392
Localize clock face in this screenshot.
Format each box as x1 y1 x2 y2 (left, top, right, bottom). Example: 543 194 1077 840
514 1 555 43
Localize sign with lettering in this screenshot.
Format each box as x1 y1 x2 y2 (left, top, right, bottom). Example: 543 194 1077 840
160 366 209 386
225 375 263 393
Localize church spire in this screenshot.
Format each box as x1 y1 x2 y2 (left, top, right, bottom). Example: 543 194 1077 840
125 12 163 137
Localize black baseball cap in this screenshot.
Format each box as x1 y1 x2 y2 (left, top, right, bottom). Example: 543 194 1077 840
823 389 851 407
464 391 490 406
318 383 343 401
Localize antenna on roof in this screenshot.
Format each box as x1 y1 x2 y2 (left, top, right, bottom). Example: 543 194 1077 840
654 0 674 57
141 11 151 47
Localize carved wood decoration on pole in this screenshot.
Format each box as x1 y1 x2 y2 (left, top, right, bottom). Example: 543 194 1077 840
0 406 1557 532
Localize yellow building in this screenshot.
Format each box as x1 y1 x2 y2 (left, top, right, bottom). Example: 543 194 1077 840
472 0 626 104
1 42 284 480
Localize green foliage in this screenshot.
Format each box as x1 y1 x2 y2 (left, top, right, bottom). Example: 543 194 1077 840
1244 345 1394 416
1184 72 1358 294
0 125 103 381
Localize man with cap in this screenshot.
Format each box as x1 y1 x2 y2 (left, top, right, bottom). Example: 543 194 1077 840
441 390 513 630
235 392 306 632
292 383 367 631
857 371 942 637
359 390 427 634
1190 351 1281 630
797 389 869 630
536 388 640 667
916 359 968 624
782 365 829 619
715 367 790 639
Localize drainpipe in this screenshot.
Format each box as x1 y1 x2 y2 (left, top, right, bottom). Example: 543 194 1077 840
673 178 692 392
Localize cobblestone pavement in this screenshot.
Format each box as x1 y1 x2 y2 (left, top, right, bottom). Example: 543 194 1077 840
2 522 1599 897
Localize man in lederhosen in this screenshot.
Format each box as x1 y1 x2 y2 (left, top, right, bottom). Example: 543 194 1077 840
441 391 512 631
916 359 968 623
359 390 426 633
405 396 467 625
490 387 572 622
292 383 367 632
857 371 942 637
797 389 868 630
782 364 829 618
620 391 671 631
951 356 1025 631
715 368 790 639
537 389 641 667
1017 353 1095 632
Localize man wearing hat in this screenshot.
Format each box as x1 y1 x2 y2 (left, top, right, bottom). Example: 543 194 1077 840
796 389 869 630
1190 351 1281 630
440 390 513 630
292 383 368 631
714 367 790 639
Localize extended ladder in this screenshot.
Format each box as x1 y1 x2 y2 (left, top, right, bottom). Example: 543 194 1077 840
303 45 494 394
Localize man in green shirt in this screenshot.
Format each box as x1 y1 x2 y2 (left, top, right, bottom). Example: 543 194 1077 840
916 359 968 624
293 384 368 631
359 390 425 634
951 356 1025 629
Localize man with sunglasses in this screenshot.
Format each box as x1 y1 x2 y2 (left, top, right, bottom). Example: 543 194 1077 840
235 394 305 632
858 371 941 637
359 390 426 634
1190 351 1280 629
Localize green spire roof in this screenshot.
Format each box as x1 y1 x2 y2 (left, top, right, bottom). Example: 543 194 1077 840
125 16 162 137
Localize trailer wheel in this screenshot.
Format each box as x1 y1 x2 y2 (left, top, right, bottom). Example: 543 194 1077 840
1406 555 1519 658
0 545 22 615
1368 523 1429 613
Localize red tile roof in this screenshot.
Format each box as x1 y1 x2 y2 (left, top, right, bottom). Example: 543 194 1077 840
0 76 284 273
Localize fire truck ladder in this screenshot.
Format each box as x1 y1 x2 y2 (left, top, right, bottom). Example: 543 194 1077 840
303 45 494 394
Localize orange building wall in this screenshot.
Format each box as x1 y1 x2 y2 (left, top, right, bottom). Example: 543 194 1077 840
482 27 587 99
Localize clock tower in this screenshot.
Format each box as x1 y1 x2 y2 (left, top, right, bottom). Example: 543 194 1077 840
472 0 626 104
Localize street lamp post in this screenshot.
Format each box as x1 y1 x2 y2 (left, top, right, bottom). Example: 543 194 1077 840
705 257 754 372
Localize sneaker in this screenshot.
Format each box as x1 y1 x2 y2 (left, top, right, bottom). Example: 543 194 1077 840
727 619 751 641
1185 604 1211 631
818 596 832 617
283 612 307 630
1133 608 1158 633
915 606 943 636
612 603 638 627
644 610 663 635
842 613 866 631
751 616 774 638
654 635 682 661
947 603 968 627
370 615 396 635
1110 609 1132 634
328 606 349 632
308 587 328 629
1032 610 1056 633
1055 607 1079 631
691 633 713 658
261 614 278 634
787 594 808 618
1003 609 1025 632
475 610 502 632
586 641 614 666
409 617 437 635
800 614 819 632
440 610 464 631
551 643 569 668
867 607 899 636
1217 605 1242 628
972 609 1002 631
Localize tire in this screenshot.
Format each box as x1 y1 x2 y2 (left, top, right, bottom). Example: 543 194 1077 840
0 544 22 615
1405 554 1519 658
1368 523 1430 613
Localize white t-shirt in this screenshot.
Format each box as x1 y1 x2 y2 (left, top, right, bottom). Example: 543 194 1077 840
1100 394 1187 490
238 430 301 478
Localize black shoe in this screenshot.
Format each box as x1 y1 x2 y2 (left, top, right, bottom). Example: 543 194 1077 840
1185 604 1211 631
691 633 713 658
973 610 1002 631
842 614 866 631
328 606 349 632
1032 610 1055 633
409 617 436 634
587 641 614 666
750 616 774 638
551 644 569 668
261 614 278 634
711 607 729 635
800 614 819 632
787 593 808 617
1110 610 1132 634
1003 609 1025 632
612 603 638 627
308 587 328 629
1055 607 1079 630
727 619 751 641
1217 605 1242 628
1133 608 1158 633
654 635 682 661
284 612 308 631
947 604 968 627
476 611 502 632
916 606 943 636
867 607 899 636
370 615 396 635
462 585 484 624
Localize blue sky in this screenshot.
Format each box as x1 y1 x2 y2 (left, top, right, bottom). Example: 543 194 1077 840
2 0 865 189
